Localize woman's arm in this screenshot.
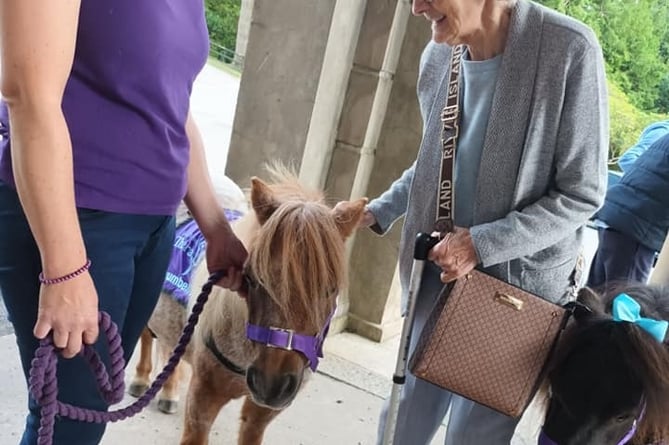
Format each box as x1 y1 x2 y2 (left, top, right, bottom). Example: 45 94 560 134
183 113 228 238
366 161 416 234
618 126 669 172
0 0 98 357
183 113 247 289
618 143 647 173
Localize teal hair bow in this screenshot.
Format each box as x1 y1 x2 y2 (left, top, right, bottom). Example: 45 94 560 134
612 293 669 343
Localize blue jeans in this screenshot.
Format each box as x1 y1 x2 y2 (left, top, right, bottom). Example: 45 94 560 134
0 182 175 445
587 227 656 288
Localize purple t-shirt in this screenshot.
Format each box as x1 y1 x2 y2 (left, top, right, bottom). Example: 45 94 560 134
0 0 209 215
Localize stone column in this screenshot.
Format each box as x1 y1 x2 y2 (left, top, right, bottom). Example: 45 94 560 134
324 5 430 340
227 0 431 341
234 0 254 67
226 0 337 186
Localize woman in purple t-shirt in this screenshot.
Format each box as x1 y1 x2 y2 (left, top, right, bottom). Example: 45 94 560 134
0 1 247 444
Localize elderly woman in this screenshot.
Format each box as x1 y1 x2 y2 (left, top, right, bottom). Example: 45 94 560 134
359 0 609 443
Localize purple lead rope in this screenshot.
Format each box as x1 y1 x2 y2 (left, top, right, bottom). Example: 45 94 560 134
28 271 224 445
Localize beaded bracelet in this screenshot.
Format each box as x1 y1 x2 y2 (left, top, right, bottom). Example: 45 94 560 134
38 259 92 285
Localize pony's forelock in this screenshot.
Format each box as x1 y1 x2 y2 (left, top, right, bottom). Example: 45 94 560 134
247 168 345 329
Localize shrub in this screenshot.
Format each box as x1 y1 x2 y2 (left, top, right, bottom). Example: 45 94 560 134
608 81 668 168
656 74 669 114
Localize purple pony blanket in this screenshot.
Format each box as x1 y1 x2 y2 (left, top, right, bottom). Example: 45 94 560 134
163 208 244 306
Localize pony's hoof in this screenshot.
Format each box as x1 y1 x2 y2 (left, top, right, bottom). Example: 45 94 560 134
158 399 179 414
127 382 149 398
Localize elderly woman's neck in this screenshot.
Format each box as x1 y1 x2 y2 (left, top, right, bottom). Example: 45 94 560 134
465 4 512 61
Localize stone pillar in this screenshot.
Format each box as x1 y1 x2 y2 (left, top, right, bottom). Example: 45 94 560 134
234 0 254 67
226 0 431 342
226 0 337 186
299 0 368 190
324 5 430 340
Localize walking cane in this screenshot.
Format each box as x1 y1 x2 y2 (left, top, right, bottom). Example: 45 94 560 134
382 232 440 445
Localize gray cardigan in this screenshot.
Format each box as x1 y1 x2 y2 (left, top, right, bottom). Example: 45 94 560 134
368 0 609 304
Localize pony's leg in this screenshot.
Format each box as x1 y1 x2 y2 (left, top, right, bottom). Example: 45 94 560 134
237 397 281 445
128 327 153 397
157 340 183 414
180 364 233 445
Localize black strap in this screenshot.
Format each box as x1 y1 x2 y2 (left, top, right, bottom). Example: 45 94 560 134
205 333 246 376
434 44 465 235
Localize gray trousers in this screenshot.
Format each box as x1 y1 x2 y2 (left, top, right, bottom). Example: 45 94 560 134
376 264 520 445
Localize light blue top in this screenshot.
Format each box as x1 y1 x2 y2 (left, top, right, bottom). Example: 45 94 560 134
454 51 503 227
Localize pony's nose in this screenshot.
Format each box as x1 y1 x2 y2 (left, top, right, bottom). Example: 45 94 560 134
246 366 299 408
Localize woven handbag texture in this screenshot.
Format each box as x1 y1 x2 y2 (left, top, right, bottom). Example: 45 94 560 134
410 270 567 418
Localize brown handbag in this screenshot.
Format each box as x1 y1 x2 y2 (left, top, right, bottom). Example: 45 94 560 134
408 45 571 418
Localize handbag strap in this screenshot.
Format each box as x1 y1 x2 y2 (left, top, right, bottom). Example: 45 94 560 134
434 44 465 235
432 46 583 301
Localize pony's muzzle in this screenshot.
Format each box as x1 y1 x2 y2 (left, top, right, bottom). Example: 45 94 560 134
246 365 301 409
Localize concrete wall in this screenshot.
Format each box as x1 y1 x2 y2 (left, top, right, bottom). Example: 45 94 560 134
227 0 431 341
226 0 336 187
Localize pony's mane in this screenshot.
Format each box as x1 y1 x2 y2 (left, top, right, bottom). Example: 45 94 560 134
247 166 344 328
546 284 669 443
262 163 325 203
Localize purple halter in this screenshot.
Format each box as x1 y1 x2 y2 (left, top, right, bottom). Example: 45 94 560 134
246 310 334 372
538 401 645 445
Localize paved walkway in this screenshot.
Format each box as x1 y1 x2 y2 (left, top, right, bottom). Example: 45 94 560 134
0 62 588 444
0 329 549 444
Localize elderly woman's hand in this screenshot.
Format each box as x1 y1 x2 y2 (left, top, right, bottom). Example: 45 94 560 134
333 202 377 229
428 227 479 283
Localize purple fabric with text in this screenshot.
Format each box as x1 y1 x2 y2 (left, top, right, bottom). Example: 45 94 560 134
163 208 243 305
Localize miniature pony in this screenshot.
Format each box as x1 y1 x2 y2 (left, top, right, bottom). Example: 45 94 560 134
540 284 669 445
130 167 366 445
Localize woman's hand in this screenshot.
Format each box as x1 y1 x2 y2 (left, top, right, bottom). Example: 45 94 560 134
203 220 248 292
33 273 99 359
428 227 479 283
334 202 377 229
359 206 377 228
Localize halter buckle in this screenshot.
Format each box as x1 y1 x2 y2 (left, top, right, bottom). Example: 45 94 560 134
267 327 295 351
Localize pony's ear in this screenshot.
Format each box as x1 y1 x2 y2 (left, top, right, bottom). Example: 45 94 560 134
250 176 279 225
574 287 605 320
332 198 368 239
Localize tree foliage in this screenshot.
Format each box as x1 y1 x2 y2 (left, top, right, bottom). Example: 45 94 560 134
537 0 669 113
205 0 241 51
607 81 666 163
205 0 668 159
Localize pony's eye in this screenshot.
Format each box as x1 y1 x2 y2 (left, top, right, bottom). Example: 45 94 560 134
615 414 631 423
244 273 260 290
